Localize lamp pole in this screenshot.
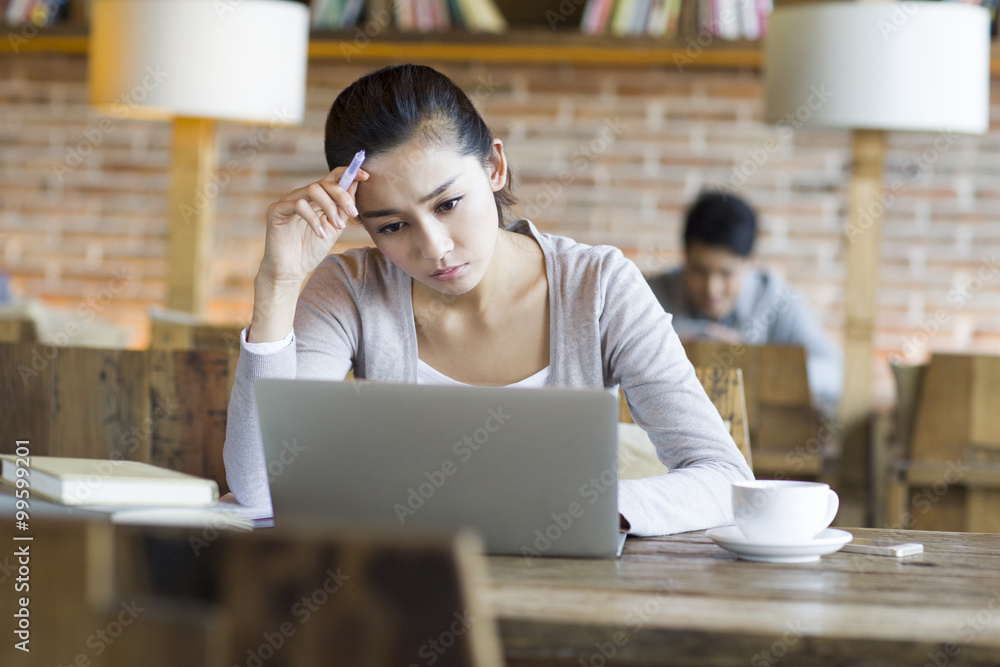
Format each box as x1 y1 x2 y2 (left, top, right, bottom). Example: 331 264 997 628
839 128 887 526
166 117 217 316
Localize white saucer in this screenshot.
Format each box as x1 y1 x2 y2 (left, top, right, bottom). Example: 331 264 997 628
706 526 853 563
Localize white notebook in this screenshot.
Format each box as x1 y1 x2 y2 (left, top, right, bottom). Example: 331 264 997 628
1 455 218 507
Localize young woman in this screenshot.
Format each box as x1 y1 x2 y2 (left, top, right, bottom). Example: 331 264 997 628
223 64 753 536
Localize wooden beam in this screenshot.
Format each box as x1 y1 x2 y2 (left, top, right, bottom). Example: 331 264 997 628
838 128 887 526
166 117 217 316
308 39 762 67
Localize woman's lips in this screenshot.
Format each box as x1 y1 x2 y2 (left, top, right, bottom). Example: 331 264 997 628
430 264 467 282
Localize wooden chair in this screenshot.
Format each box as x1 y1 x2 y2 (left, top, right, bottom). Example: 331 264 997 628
885 352 1000 533
0 343 235 494
618 366 752 480
0 517 502 667
872 360 926 529
681 342 822 478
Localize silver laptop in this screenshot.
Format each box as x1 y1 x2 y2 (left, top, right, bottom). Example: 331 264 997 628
254 379 625 558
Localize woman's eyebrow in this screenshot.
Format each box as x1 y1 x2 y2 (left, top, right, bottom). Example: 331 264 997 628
358 174 461 219
419 174 461 203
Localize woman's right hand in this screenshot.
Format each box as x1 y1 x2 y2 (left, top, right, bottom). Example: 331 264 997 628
248 166 370 343
257 166 370 287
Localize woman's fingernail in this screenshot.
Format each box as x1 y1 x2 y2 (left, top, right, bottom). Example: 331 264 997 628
350 204 359 217
319 226 328 239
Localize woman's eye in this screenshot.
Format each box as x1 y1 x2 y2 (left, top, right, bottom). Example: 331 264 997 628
437 197 461 213
378 222 404 235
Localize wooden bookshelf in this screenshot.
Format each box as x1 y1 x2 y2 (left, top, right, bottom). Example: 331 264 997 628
5 26 1000 73
308 29 763 67
1 25 761 67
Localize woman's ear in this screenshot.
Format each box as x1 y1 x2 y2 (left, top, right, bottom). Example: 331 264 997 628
486 138 507 193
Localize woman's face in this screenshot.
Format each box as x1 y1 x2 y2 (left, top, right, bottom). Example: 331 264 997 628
354 137 507 296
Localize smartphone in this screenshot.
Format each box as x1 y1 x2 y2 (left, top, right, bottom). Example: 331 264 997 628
841 538 923 557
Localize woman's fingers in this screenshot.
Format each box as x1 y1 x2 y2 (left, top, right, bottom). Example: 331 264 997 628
319 167 370 218
271 186 336 238
292 198 328 239
270 166 371 237
303 183 344 230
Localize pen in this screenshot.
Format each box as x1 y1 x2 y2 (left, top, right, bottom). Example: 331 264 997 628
338 150 366 191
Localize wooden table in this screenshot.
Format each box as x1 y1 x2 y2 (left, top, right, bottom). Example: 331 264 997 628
484 527 1000 667
6 510 998 666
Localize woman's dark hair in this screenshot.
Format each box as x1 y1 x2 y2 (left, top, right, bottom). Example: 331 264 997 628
683 190 757 257
324 64 516 226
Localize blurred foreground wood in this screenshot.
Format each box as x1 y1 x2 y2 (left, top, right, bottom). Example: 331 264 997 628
0 518 501 667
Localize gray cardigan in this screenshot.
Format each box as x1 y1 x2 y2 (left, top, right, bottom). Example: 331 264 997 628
223 219 754 536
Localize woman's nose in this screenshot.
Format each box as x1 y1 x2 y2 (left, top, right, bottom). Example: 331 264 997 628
416 220 454 260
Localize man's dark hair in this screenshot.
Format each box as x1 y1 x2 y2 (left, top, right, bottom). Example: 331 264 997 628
683 191 757 257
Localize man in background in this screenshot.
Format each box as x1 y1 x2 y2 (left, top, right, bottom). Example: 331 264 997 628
647 190 843 412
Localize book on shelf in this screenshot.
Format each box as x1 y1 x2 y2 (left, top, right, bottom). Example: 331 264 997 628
581 0 614 34
2 0 71 27
311 0 367 30
583 0 773 39
452 0 506 33
582 0 682 37
311 0 504 33
697 0 771 40
1 455 219 506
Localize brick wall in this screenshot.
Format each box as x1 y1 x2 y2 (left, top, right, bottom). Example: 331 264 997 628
2 53 1000 406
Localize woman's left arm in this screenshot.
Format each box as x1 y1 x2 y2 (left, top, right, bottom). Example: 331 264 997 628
600 251 755 537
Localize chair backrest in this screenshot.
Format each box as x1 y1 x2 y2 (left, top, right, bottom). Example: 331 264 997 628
0 342 235 494
694 366 752 467
889 359 927 457
909 353 1000 465
679 342 816 475
889 352 1000 534
618 366 752 479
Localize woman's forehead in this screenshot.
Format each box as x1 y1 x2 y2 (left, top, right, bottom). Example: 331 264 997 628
358 143 479 199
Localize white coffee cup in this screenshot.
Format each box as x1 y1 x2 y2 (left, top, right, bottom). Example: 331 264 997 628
732 480 839 544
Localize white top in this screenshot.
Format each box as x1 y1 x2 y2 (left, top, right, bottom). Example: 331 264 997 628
417 359 550 388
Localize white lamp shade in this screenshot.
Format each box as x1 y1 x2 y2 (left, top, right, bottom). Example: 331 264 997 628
764 2 990 134
89 0 309 124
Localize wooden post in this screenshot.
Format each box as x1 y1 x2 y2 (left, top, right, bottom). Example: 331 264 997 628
166 117 217 316
838 128 886 526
